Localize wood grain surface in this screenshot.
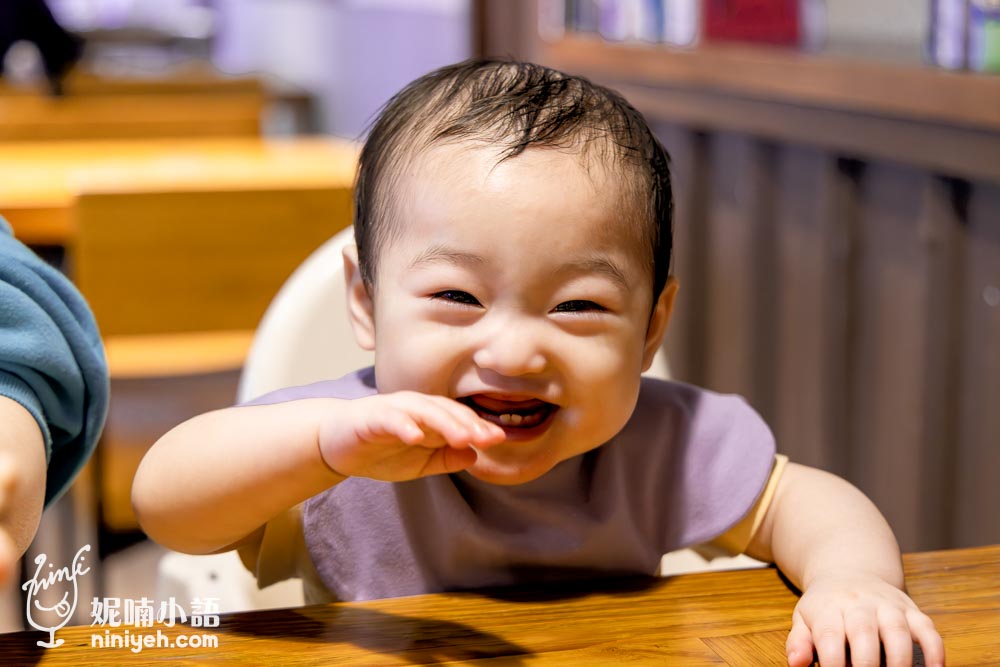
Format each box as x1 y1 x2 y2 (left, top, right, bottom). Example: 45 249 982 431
1 545 996 665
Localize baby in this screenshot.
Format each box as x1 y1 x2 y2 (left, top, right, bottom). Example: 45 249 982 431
133 60 944 667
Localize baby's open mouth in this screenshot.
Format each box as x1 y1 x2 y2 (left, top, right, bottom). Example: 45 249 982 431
458 394 557 430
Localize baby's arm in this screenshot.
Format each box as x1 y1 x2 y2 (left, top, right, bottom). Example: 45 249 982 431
132 392 504 555
745 463 944 667
0 396 47 584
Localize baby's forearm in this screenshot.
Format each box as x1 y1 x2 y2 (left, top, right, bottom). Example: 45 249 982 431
748 463 904 591
749 464 946 667
132 399 345 555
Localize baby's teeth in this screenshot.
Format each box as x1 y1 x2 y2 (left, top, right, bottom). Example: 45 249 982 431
498 413 523 426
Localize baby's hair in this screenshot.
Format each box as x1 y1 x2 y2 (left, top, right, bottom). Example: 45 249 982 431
354 58 674 301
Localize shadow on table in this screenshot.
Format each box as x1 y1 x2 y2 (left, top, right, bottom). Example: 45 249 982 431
472 571 666 603
0 605 530 666
222 603 531 665
0 631 46 666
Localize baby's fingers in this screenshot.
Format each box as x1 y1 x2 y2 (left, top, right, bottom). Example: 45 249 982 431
409 398 488 449
356 399 465 448
876 607 913 667
428 396 506 447
844 605 882 667
423 444 478 476
906 607 945 667
359 405 429 445
388 394 495 450
810 610 847 667
786 611 816 667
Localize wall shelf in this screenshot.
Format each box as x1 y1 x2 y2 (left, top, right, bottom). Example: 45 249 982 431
538 34 1000 183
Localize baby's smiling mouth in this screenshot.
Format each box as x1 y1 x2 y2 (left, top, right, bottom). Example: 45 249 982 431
458 394 558 429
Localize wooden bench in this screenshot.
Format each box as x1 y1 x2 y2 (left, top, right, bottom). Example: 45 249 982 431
0 69 265 141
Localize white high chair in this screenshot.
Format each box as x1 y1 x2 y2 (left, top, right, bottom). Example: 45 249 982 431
235 226 374 403
156 226 758 612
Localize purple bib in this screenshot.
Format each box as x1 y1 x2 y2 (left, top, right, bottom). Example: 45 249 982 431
249 367 775 601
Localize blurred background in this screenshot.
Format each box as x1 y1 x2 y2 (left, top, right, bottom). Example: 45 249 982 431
1 0 997 631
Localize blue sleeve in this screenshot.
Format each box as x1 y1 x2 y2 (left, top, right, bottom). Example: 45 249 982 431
0 217 109 506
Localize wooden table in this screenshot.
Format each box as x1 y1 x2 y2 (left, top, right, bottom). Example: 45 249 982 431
0 137 358 245
1 545 996 665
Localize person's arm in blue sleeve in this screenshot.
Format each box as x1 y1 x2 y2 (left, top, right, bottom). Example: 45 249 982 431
0 217 108 583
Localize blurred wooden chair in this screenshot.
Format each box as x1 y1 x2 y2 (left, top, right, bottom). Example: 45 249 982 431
0 75 265 141
68 185 352 547
0 66 263 98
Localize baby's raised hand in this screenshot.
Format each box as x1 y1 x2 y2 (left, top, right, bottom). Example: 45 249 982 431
318 392 506 482
786 572 944 667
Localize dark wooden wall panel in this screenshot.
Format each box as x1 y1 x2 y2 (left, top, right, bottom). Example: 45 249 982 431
655 124 709 385
703 134 777 423
850 165 957 551
648 128 994 551
770 147 851 475
954 182 1000 548
913 176 963 551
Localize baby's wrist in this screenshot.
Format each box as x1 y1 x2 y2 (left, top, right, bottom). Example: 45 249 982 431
316 452 349 484
315 432 350 483
802 567 903 592
310 400 352 484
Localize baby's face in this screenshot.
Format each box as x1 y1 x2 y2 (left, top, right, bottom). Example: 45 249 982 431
352 142 672 484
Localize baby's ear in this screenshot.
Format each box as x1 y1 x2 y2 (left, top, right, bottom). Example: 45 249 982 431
343 244 376 351
641 277 679 372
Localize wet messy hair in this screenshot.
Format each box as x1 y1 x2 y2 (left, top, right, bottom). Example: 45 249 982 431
354 58 674 301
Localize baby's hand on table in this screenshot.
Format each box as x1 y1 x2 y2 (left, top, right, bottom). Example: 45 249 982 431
318 392 505 482
787 572 944 667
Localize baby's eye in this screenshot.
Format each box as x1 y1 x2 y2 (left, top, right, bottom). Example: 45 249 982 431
553 300 606 313
431 290 481 306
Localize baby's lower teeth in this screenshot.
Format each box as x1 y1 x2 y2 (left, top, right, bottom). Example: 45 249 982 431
499 413 524 426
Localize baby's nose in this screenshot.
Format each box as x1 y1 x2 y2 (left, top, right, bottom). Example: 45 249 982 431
472 326 546 376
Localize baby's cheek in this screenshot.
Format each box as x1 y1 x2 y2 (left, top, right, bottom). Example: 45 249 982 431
585 370 641 431
375 337 459 395
573 350 642 399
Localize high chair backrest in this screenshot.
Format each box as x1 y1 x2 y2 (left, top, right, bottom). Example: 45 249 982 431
237 226 372 402
237 226 671 403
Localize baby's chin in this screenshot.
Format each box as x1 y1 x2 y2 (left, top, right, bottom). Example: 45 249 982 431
463 447 561 486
